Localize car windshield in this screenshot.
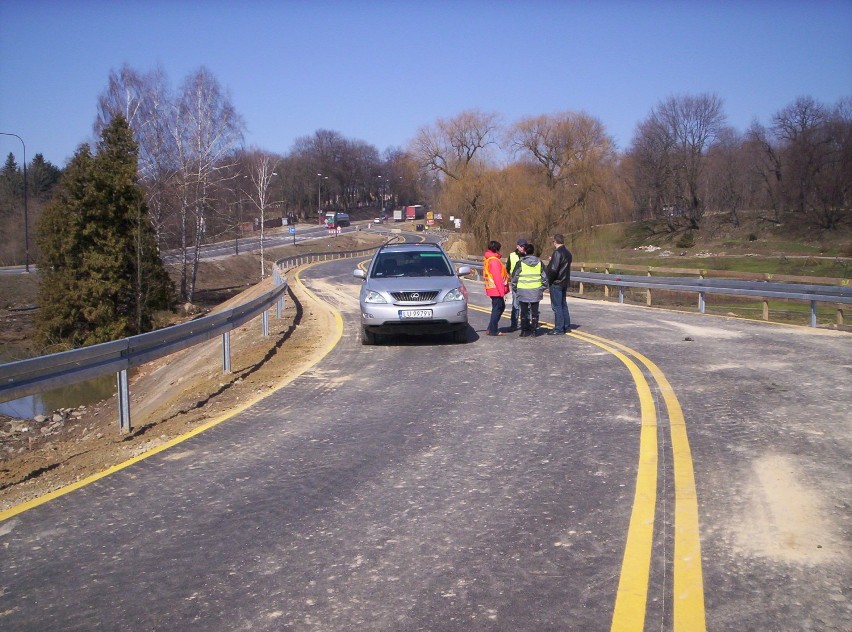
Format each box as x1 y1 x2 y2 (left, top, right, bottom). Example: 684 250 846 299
371 252 453 278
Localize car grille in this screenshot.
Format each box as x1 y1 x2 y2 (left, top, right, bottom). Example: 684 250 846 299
391 290 439 303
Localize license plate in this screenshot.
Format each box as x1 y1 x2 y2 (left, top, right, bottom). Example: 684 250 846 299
399 309 432 319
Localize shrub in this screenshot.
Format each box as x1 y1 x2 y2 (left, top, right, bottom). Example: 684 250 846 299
676 231 696 249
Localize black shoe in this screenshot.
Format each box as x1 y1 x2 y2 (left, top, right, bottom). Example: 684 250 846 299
509 325 518 332
546 330 563 336
519 330 530 338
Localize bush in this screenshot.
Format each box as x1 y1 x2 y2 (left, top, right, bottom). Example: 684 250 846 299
676 231 696 249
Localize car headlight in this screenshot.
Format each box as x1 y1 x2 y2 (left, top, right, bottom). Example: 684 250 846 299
364 290 387 304
443 287 466 302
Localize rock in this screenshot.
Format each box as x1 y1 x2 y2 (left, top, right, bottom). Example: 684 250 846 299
33 415 48 424
10 420 30 433
52 413 64 423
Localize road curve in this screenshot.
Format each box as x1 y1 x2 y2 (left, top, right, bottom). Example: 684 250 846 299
0 256 848 631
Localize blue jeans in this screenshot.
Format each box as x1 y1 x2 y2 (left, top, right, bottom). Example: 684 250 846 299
488 296 505 334
549 285 571 332
510 293 520 328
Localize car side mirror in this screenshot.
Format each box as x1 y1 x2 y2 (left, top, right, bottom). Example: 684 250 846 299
353 269 366 279
457 265 472 276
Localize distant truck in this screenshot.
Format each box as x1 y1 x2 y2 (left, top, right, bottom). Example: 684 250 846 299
324 211 350 228
405 205 425 220
392 209 403 222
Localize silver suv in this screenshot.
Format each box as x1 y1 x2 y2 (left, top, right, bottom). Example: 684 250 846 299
353 243 472 344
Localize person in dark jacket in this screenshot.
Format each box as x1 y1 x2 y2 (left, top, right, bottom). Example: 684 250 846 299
545 233 573 334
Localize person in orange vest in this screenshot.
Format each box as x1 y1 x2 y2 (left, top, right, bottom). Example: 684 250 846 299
483 240 510 336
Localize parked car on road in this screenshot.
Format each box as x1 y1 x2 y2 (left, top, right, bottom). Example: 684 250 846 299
353 242 471 344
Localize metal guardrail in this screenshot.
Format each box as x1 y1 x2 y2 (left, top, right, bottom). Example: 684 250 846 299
0 241 391 431
4 237 846 431
455 258 851 328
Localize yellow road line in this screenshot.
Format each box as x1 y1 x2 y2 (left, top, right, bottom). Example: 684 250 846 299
573 331 706 631
0 265 344 524
469 300 705 630
578 335 659 632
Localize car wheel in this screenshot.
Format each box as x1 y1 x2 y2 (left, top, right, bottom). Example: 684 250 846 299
451 326 468 344
362 328 377 345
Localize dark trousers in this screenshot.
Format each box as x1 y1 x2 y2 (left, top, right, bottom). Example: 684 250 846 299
520 301 540 334
487 296 505 334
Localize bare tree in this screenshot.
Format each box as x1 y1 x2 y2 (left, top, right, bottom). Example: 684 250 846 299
244 149 280 277
746 121 785 223
770 96 850 228
412 110 501 244
95 65 178 249
705 127 747 226
509 111 616 235
630 94 726 229
171 67 244 302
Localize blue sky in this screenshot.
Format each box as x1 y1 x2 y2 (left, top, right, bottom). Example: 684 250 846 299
1 0 850 168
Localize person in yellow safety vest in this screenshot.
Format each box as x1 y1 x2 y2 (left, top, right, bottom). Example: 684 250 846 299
483 240 510 336
506 238 527 331
510 242 549 338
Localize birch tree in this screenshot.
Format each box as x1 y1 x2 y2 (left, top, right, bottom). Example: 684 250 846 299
172 67 244 302
243 149 280 278
95 64 177 249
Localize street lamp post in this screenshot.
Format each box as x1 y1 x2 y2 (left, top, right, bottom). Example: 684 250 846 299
317 173 322 222
317 173 328 224
1 132 29 272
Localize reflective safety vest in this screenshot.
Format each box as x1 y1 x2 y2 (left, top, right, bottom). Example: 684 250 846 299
507 251 521 277
517 260 544 290
483 256 509 291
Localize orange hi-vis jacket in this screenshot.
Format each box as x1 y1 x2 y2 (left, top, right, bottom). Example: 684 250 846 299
483 250 509 297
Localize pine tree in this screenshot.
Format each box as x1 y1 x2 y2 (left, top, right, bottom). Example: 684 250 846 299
35 146 94 347
35 116 174 348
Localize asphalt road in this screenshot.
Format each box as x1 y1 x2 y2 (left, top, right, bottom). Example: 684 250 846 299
0 256 849 631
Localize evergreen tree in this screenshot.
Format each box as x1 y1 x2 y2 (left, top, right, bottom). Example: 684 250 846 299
36 116 174 348
1 153 21 220
28 153 61 200
35 146 94 346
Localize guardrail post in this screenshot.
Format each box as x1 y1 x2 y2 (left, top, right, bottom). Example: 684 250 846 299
117 369 131 433
698 292 706 314
604 265 611 298
838 306 844 326
810 301 817 328
618 286 624 304
579 266 585 296
262 309 270 336
763 300 769 321
646 268 652 306
222 331 231 373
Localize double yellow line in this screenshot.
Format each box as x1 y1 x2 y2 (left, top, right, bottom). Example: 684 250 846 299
571 330 705 632
469 304 705 630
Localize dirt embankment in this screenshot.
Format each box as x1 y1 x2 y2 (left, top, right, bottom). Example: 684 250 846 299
0 230 386 512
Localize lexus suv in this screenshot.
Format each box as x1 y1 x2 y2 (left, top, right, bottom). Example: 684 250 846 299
353 242 472 344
